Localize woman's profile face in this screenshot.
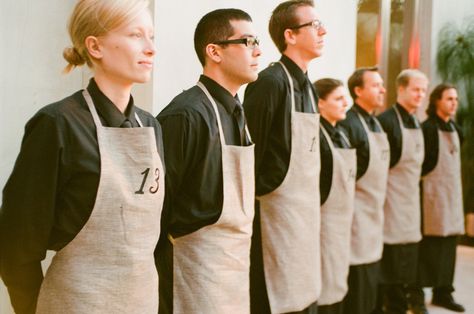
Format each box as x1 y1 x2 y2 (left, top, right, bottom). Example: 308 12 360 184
94 8 155 86
319 86 348 123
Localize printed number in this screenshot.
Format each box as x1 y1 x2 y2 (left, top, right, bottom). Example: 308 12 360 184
309 136 317 152
348 169 356 180
149 168 160 194
135 167 160 194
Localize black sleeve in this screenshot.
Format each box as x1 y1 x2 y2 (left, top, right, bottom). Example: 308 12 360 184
157 109 207 237
319 133 332 205
339 113 369 180
243 74 285 178
0 110 63 314
378 110 401 168
421 120 439 176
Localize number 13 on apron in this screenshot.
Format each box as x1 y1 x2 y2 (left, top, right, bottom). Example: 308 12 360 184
36 90 164 314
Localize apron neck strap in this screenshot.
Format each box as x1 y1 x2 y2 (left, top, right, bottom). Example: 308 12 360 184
277 61 316 114
83 89 103 129
196 82 252 145
83 89 144 128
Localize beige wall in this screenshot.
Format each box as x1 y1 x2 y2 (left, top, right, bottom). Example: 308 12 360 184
0 1 357 312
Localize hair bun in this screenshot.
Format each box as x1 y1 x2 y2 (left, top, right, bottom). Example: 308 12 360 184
62 46 85 73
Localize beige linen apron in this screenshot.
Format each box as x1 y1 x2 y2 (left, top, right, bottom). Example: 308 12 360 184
383 107 424 244
170 82 255 314
318 126 356 306
258 61 321 313
350 113 390 265
422 129 464 236
36 90 164 314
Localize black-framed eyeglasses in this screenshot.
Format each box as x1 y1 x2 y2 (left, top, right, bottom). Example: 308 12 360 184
289 19 324 31
213 37 260 49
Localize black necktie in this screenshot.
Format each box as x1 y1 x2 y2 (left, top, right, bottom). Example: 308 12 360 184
334 129 350 148
368 116 380 132
233 99 248 146
302 79 313 113
409 115 420 128
121 119 133 128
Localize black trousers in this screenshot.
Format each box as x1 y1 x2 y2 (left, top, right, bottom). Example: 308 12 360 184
374 242 419 314
342 262 380 314
407 235 458 306
318 301 343 314
250 201 318 314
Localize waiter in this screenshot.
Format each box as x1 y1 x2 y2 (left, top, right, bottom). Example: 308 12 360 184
314 78 356 314
0 1 164 313
339 67 389 314
409 84 465 314
376 69 428 314
156 8 260 314
243 1 325 313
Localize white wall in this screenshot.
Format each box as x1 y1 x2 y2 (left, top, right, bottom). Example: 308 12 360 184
0 1 356 312
153 0 358 113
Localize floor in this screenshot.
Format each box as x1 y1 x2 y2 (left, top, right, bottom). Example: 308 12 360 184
418 245 474 314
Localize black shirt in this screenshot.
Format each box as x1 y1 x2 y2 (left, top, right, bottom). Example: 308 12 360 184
422 114 463 176
243 54 319 196
339 104 383 180
377 103 421 168
0 78 164 314
320 118 351 205
157 75 244 238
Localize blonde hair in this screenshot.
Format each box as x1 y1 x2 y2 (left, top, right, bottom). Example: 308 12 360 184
63 0 150 73
396 69 428 88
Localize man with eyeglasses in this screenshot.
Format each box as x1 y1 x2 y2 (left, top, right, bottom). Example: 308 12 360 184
155 8 261 314
243 1 326 313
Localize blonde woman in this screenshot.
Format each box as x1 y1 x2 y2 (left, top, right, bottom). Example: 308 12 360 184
0 1 164 313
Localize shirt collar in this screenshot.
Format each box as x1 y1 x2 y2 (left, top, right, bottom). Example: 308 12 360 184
86 78 136 127
280 54 308 89
320 117 337 136
353 103 374 118
435 114 455 131
199 75 238 115
395 103 419 127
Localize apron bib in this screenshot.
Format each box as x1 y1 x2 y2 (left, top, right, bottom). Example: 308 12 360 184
171 82 255 314
318 126 356 306
36 90 164 314
383 107 424 244
422 129 464 236
350 113 390 265
258 61 321 313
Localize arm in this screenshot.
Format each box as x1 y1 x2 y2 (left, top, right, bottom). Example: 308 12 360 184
0 110 62 314
157 109 206 237
421 119 439 176
378 110 401 168
339 113 369 180
243 73 285 178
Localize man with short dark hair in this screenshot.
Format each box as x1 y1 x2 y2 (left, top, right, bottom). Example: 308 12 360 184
243 1 325 313
156 8 261 314
376 69 428 314
339 67 390 314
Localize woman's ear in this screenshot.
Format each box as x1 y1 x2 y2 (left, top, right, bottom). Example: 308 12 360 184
85 36 102 60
